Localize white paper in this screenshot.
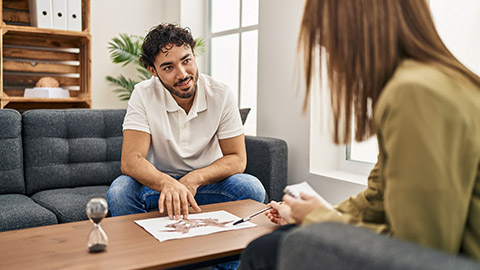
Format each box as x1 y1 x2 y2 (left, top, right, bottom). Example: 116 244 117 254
284 181 334 210
135 210 256 242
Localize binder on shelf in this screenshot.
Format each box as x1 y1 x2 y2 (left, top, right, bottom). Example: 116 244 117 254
67 0 82 31
52 0 68 30
28 0 53 29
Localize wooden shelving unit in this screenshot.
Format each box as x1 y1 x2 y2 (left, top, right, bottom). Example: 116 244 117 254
1 0 91 109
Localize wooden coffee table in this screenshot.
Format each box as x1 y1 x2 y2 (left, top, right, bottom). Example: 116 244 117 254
0 199 277 269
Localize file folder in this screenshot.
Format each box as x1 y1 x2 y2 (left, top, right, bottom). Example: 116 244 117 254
28 0 53 28
52 0 68 30
67 0 82 31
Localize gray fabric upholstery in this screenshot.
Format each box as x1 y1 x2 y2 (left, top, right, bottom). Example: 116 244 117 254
0 109 25 195
0 194 57 232
0 108 288 231
278 222 480 270
239 108 251 125
245 135 288 202
22 109 125 195
31 186 110 223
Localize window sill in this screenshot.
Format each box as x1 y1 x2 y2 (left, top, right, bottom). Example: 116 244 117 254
310 169 368 186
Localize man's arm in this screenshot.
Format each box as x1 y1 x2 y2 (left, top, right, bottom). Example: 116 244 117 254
121 130 200 219
176 134 247 195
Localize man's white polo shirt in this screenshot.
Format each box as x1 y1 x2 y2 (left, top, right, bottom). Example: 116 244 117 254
123 74 244 177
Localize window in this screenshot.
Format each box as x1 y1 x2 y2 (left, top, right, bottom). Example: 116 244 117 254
430 0 480 76
347 135 378 164
347 0 480 165
207 0 259 135
310 1 480 184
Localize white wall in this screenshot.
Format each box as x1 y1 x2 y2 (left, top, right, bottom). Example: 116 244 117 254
257 0 365 204
257 0 309 186
91 0 168 109
180 0 207 72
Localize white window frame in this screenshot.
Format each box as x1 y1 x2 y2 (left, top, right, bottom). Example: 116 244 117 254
309 97 373 186
206 0 259 135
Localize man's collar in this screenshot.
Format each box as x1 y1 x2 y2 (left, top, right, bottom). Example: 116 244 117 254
194 79 207 113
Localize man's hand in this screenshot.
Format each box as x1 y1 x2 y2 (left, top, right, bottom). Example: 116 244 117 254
283 193 323 224
158 177 201 220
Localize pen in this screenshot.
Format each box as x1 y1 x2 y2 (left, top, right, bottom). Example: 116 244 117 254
232 202 283 225
232 206 272 225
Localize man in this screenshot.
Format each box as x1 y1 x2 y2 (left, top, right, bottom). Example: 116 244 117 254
107 23 265 223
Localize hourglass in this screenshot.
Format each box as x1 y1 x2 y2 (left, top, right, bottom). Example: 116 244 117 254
86 198 109 252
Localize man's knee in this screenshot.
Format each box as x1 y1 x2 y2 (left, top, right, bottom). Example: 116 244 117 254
228 174 266 203
108 175 147 216
107 175 136 201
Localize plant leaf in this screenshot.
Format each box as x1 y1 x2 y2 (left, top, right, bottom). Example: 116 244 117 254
194 37 206 56
106 75 138 100
108 33 142 67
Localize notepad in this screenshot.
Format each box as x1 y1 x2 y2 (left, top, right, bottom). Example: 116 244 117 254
283 181 334 210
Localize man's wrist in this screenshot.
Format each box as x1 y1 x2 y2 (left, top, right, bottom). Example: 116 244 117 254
157 174 176 191
182 170 204 187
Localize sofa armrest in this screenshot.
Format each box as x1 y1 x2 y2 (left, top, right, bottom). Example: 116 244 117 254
244 135 288 202
278 222 480 270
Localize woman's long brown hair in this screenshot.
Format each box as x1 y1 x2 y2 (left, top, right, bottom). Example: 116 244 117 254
299 0 480 144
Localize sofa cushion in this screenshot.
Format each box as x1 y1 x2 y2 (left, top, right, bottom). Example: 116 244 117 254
22 109 125 195
0 194 57 231
278 222 480 270
239 108 251 125
31 185 110 223
245 136 288 201
0 109 25 195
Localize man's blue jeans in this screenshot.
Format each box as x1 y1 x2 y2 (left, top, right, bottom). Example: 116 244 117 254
107 173 266 270
107 173 266 216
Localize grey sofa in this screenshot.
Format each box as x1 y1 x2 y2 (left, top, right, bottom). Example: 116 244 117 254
0 108 287 232
278 222 480 269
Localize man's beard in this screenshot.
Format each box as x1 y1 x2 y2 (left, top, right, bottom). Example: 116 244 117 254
158 71 199 99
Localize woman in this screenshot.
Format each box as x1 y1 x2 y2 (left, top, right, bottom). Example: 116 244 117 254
240 0 480 269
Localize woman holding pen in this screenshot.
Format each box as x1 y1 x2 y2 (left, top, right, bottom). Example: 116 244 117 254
240 0 480 269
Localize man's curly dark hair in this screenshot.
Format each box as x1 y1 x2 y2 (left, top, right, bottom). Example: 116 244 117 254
140 23 196 69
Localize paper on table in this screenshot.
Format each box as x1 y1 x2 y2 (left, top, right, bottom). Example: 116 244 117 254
135 210 257 242
284 181 334 210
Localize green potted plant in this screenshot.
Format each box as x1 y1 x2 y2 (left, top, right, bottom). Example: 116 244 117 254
106 34 205 101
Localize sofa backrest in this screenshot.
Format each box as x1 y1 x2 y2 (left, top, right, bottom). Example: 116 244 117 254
0 109 25 195
22 109 125 195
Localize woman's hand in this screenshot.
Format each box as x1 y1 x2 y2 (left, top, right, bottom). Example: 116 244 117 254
283 193 323 224
265 201 290 225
